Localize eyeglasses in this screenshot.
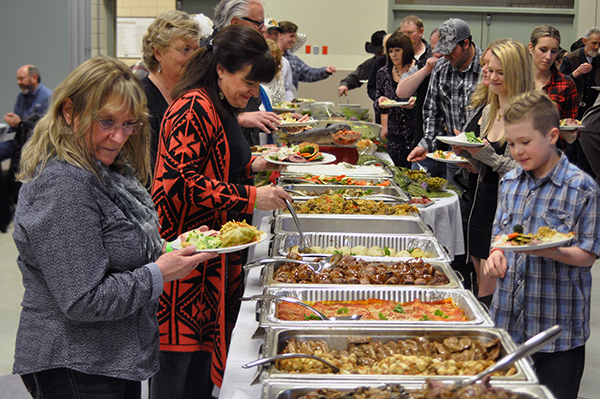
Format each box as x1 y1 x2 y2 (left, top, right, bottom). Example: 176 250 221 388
241 16 264 29
166 45 199 56
96 117 141 136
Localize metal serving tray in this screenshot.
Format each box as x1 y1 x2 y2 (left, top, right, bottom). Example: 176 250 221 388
261 381 555 399
280 183 409 202
256 327 537 383
273 214 433 235
270 233 449 262
258 258 461 289
256 287 493 328
280 164 393 179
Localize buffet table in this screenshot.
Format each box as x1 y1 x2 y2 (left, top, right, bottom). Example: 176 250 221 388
419 193 464 259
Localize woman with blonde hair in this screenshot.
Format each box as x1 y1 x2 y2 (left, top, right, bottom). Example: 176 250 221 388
140 10 200 167
13 56 215 398
453 39 534 305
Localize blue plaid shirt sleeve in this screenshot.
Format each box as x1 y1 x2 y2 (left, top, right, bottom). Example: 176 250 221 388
286 52 330 89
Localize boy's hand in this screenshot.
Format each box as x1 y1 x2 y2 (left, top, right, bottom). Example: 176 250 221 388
484 249 508 278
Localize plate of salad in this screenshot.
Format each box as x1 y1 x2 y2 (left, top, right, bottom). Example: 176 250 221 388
436 132 484 147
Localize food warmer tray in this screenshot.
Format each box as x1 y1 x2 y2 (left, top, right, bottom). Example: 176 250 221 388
255 327 537 383
257 258 462 289
279 183 409 202
256 286 493 328
261 381 555 399
270 233 450 262
272 214 433 235
280 164 393 179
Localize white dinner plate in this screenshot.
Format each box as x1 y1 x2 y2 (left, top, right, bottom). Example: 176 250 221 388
592 86 600 91
273 107 297 112
171 233 267 254
436 134 484 148
379 101 410 108
559 125 584 131
425 152 469 164
265 152 336 166
491 236 572 252
275 119 319 128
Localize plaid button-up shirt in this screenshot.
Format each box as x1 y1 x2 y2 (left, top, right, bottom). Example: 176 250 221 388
419 46 483 152
491 153 600 352
544 68 578 119
284 50 331 89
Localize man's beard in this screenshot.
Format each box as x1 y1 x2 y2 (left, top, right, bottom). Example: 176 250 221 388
588 49 598 58
19 83 34 94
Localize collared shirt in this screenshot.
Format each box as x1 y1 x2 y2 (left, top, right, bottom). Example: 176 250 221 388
419 46 483 152
491 153 600 352
543 68 578 119
284 50 331 89
14 83 52 120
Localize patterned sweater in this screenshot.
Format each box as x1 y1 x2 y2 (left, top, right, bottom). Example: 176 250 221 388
151 88 256 386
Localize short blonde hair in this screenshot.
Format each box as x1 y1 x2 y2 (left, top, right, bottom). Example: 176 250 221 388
142 10 200 73
504 90 560 136
266 39 282 76
18 56 152 185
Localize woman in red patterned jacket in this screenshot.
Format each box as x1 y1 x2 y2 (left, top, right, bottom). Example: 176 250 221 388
150 25 292 399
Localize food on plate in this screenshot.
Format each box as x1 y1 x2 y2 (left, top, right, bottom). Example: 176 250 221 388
296 379 527 399
493 225 575 247
280 122 351 145
273 101 299 109
273 256 447 285
219 220 262 247
178 220 262 249
356 138 375 153
267 143 325 163
409 196 433 205
432 150 465 161
424 176 447 191
277 298 468 322
464 131 483 143
249 144 277 154
277 335 514 376
291 194 419 215
295 174 391 186
292 97 315 103
560 118 582 127
331 129 362 145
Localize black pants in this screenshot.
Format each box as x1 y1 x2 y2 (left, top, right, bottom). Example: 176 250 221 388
21 368 141 399
531 345 585 399
149 351 214 399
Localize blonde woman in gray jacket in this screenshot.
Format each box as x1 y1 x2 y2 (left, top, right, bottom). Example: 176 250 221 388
452 39 533 305
12 56 216 399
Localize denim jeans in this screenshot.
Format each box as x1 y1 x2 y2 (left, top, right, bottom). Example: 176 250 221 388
21 368 141 399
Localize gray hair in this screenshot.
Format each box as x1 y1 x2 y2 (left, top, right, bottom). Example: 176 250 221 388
213 0 250 31
584 27 600 39
28 65 41 83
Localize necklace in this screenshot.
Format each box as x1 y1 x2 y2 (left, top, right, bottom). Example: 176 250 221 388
497 111 503 121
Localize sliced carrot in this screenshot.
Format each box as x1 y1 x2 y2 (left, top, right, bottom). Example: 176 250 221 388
507 232 520 239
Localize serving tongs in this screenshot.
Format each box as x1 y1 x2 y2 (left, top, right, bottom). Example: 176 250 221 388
362 159 395 177
453 324 562 389
284 199 308 252
242 353 340 373
244 253 342 272
241 294 362 321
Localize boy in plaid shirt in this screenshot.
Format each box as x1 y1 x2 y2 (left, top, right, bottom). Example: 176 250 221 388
485 90 600 399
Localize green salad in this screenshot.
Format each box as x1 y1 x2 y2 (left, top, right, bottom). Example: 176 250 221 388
464 131 483 144
184 231 222 249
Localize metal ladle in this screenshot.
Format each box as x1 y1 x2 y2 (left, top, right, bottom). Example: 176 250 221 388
244 253 342 272
453 324 562 389
242 353 340 373
284 199 307 252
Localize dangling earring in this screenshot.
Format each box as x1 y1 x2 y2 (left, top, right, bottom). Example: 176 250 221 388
158 63 162 73
219 91 224 100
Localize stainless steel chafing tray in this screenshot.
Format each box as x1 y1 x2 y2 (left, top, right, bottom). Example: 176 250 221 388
256 287 493 327
273 214 433 235
270 233 449 262
255 327 537 383
279 183 409 202
280 164 393 179
261 381 555 399
257 258 462 289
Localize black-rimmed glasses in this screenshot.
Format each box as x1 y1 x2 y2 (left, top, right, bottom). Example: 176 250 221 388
241 17 264 29
96 117 141 136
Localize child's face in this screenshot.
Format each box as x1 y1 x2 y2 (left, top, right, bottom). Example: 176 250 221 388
505 119 560 179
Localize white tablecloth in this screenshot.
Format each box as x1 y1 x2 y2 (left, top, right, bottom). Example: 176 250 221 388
419 193 464 259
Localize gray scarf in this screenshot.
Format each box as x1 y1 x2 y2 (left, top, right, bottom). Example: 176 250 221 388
98 164 163 261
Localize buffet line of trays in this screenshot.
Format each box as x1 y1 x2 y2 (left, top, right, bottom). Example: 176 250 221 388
243 164 555 398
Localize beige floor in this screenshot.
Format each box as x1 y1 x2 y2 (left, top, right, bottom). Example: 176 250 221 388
0 222 599 398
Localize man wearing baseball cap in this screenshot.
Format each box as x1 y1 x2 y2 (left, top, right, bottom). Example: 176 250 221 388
337 30 386 97
263 18 283 41
407 18 483 165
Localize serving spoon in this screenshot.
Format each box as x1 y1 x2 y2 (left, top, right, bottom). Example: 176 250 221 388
241 294 362 321
284 199 308 252
242 353 340 373
244 253 342 272
453 324 562 389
